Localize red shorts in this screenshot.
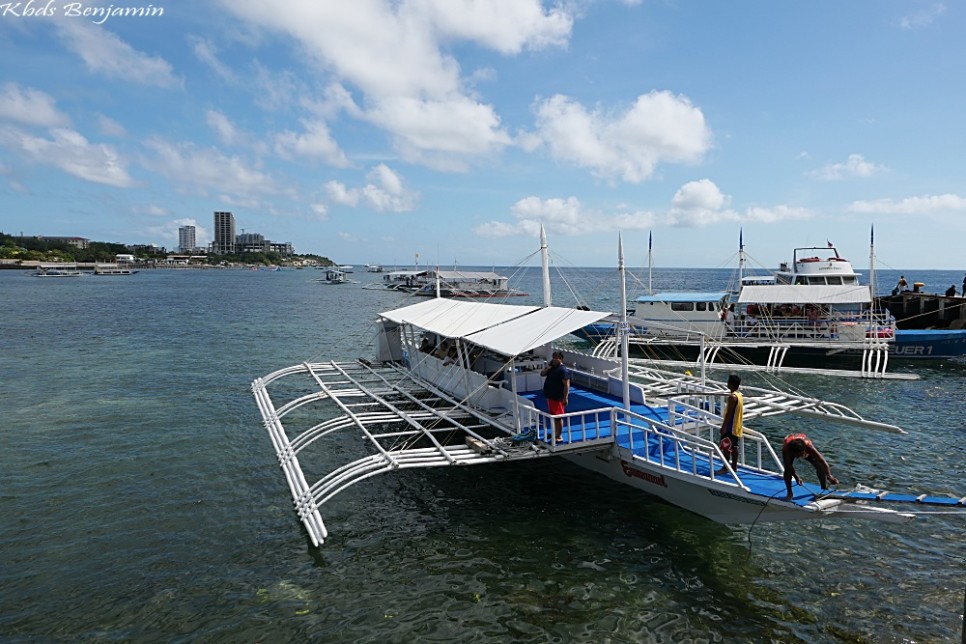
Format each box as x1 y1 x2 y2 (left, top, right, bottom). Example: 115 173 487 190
548 399 566 415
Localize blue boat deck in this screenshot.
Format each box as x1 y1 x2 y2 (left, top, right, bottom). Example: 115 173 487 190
520 385 818 506
521 386 966 508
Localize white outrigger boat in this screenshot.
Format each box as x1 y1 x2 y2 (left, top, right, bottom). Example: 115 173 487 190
33 262 83 277
313 268 351 285
252 229 965 547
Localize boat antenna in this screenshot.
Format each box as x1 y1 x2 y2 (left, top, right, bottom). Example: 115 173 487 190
647 230 653 295
540 225 552 307
619 233 631 411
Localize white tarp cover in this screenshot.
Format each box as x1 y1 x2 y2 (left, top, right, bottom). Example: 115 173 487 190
380 298 540 338
380 299 610 356
738 285 871 305
466 306 610 356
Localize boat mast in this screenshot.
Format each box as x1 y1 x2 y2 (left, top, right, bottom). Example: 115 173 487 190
619 234 631 411
868 224 876 303
738 228 745 286
647 230 653 295
540 225 552 307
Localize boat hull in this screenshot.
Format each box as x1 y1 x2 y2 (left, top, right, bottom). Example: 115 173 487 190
564 448 892 525
893 329 966 358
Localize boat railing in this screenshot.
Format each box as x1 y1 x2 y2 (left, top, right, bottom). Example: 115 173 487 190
664 394 785 474
517 396 784 489
729 309 896 343
616 406 784 490
516 404 616 450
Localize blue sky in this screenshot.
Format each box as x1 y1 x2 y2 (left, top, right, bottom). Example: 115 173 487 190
1 1 963 269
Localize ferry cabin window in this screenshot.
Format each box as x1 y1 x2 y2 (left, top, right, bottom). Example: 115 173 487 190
670 302 694 311
696 302 708 311
826 276 843 285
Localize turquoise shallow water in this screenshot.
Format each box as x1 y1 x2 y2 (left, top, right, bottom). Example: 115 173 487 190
1 266 964 643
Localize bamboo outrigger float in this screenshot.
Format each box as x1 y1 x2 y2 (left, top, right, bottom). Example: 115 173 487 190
252 228 964 547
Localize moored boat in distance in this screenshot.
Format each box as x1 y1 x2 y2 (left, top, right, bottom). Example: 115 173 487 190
371 269 426 291
93 263 138 275
578 241 902 379
875 288 966 358
314 268 351 284
414 269 528 299
252 228 964 548
33 262 83 277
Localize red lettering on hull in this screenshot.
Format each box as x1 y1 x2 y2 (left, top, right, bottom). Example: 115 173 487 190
620 460 668 488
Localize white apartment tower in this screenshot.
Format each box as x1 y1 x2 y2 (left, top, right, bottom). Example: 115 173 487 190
178 225 196 252
212 211 235 254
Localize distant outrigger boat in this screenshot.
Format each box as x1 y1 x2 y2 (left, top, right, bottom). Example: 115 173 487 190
252 228 964 547
33 262 83 277
314 268 351 285
93 263 138 275
374 269 425 291
414 269 528 299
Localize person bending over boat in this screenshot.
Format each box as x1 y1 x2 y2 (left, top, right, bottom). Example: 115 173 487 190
781 433 839 501
715 374 743 475
541 351 570 441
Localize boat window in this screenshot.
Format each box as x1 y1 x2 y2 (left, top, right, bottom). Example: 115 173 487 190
843 276 857 284
795 276 808 285
696 302 707 311
670 302 694 312
826 276 843 285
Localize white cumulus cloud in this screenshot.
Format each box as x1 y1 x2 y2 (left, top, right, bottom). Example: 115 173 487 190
324 164 418 212
55 21 182 89
0 126 135 187
0 83 71 128
531 91 712 183
847 193 966 215
219 0 571 168
807 153 885 181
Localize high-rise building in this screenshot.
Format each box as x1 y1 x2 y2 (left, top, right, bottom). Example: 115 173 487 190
212 211 235 254
178 225 196 252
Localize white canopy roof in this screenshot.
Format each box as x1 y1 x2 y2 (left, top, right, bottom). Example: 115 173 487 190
380 299 609 356
466 306 610 356
380 298 540 338
738 285 871 305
